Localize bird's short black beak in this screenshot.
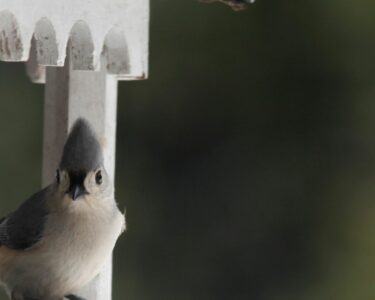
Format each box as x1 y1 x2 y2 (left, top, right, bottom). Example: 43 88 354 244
67 171 88 200
70 184 86 201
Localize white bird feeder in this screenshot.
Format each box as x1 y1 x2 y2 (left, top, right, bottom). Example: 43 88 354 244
0 0 149 299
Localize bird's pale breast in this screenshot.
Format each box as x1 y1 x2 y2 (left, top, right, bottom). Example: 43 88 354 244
0 197 124 299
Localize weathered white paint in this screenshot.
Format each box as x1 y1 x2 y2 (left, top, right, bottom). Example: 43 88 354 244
43 51 118 300
0 0 149 81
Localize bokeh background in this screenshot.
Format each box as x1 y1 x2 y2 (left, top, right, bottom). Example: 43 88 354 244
1 0 375 299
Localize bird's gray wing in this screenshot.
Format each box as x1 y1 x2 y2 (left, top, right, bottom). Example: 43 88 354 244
0 187 49 250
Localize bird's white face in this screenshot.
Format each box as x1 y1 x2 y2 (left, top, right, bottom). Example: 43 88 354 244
84 168 111 197
54 167 112 208
56 169 70 194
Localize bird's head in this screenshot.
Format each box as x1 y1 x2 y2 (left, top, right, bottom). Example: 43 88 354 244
56 118 109 201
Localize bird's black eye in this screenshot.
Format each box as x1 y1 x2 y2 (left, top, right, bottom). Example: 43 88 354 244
95 170 102 185
56 169 60 183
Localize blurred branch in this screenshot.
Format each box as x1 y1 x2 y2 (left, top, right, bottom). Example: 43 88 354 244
198 0 255 11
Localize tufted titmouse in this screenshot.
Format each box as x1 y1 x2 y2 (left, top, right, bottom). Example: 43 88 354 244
0 118 125 300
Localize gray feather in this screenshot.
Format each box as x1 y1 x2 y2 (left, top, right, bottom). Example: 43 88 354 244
60 118 103 172
0 187 49 250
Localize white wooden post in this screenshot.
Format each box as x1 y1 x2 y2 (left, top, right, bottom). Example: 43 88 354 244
43 52 118 300
42 53 118 186
0 1 149 299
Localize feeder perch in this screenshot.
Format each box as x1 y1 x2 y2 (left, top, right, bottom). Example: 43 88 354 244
0 0 150 299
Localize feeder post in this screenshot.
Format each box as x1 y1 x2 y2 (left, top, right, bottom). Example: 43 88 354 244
42 52 117 300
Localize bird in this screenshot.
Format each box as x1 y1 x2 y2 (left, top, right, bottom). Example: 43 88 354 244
0 118 125 300
198 0 255 11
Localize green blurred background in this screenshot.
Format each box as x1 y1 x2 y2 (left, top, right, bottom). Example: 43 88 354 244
1 0 375 299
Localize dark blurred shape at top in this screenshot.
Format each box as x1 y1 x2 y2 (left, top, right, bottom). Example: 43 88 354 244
198 0 255 11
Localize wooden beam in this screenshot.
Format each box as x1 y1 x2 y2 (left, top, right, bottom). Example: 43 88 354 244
42 49 118 300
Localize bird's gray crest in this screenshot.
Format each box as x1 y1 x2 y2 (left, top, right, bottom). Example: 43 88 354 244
60 118 103 172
